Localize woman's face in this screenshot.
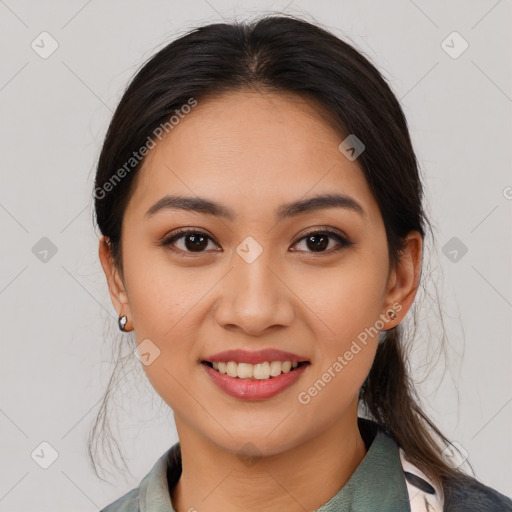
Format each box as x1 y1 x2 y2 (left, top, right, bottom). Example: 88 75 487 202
100 90 420 456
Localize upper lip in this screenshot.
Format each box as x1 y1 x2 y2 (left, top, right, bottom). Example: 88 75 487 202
202 349 310 365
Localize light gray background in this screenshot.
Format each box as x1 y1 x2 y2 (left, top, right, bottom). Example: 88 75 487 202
1 0 511 510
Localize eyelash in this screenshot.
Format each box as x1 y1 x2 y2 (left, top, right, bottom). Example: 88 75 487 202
160 228 353 256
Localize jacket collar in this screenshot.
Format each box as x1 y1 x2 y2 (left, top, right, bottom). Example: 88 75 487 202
137 417 412 512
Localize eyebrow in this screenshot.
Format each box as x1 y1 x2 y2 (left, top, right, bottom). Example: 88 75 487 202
144 192 366 221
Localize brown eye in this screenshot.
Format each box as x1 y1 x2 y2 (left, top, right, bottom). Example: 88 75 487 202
291 230 353 254
162 229 219 254
161 228 353 256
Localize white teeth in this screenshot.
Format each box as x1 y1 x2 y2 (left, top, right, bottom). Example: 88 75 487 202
209 360 301 379
237 363 253 379
227 361 238 377
270 361 283 377
253 362 271 379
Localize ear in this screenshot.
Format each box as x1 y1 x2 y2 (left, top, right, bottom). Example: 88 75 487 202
98 235 132 326
382 231 423 325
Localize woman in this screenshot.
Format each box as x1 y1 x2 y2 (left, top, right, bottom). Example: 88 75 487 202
91 14 512 512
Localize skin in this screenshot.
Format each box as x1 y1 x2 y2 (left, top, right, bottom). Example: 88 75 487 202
99 90 422 512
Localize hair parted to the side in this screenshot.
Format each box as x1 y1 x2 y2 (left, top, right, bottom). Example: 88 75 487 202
89 12 472 493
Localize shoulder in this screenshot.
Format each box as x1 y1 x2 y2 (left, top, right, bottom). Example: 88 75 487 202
397 446 512 512
99 488 139 512
443 472 512 511
98 442 181 512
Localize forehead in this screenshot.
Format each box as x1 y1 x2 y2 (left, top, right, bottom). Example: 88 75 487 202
125 90 380 225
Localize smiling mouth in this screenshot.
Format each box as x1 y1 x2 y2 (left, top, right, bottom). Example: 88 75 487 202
201 360 310 380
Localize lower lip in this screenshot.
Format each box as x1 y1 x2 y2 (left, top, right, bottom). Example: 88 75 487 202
201 362 309 400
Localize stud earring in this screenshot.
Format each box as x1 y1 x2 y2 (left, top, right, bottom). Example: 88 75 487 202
118 315 128 332
380 310 398 339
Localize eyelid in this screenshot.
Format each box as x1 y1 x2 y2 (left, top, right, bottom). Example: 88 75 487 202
295 226 349 242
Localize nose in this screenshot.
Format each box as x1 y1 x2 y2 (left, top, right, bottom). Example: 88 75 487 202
213 250 295 336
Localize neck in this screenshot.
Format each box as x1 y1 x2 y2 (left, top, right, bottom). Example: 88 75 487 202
170 407 368 512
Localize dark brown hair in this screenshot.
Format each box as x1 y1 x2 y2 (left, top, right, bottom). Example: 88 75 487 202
90 13 472 494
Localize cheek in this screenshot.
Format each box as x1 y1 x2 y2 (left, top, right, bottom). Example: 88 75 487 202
301 258 387 347
296 282 381 426
123 241 208 338
121 247 209 397
298 254 386 394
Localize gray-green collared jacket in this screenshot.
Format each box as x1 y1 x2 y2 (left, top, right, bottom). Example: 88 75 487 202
99 417 512 512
